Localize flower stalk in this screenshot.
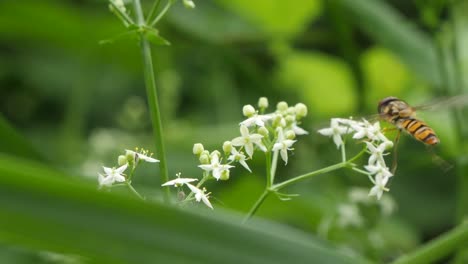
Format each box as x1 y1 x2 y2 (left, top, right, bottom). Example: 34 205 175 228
133 0 170 202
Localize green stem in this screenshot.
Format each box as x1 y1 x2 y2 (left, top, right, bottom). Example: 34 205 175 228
392 222 468 264
242 189 270 224
109 2 135 26
271 162 349 191
270 150 279 184
133 0 170 203
126 182 145 200
265 151 272 187
150 0 173 27
146 0 162 24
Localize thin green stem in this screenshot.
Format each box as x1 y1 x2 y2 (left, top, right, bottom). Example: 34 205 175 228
109 2 135 26
271 162 349 191
392 222 468 264
341 143 346 163
265 151 272 187
133 0 170 203
126 182 145 200
150 0 173 27
243 189 270 224
270 150 279 184
146 0 162 24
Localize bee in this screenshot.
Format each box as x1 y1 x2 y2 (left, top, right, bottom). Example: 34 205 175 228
377 95 468 172
378 96 439 145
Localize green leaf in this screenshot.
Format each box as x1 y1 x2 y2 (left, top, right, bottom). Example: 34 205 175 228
340 0 440 86
0 154 369 263
0 115 43 161
143 27 171 46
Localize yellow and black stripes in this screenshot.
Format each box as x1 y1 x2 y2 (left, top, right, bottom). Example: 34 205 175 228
398 117 439 145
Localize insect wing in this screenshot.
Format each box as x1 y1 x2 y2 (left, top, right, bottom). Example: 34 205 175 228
412 94 468 112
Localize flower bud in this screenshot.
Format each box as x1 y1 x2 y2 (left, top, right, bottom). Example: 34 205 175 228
258 126 269 137
183 0 196 9
193 143 204 155
295 103 308 118
258 97 268 109
272 114 285 128
210 150 221 159
242 104 256 117
125 150 136 163
222 141 232 154
277 101 288 112
219 169 230 181
118 155 128 166
285 115 295 124
199 151 210 164
285 130 296 140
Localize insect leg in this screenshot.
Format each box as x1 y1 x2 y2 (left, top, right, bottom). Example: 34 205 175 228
428 147 453 173
391 130 401 175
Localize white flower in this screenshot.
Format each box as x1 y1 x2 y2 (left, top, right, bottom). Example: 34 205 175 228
318 118 350 148
162 173 198 187
126 149 159 163
368 173 390 200
186 183 213 209
98 163 128 187
364 163 393 179
240 114 272 128
337 203 363 228
365 142 391 166
231 125 267 157
291 124 308 135
228 148 251 172
198 153 234 180
273 128 296 165
352 120 381 141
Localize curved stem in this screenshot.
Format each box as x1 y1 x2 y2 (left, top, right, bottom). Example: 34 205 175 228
392 222 468 264
243 189 270 224
133 0 170 203
271 162 348 191
126 182 145 200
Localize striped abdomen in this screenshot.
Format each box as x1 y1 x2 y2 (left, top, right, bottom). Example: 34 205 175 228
397 117 439 145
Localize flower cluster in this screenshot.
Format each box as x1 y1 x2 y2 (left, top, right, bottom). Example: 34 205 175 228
318 118 394 199
161 97 308 209
97 148 159 188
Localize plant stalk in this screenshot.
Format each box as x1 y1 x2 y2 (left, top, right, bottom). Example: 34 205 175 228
133 0 170 202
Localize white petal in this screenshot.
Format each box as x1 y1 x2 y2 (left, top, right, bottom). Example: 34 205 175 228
244 143 254 157
140 155 159 163
103 166 113 175
115 163 128 174
212 169 221 180
280 149 288 165
239 159 252 172
318 128 333 136
240 125 249 137
332 134 343 148
186 183 200 194
231 137 245 146
198 164 213 171
200 194 213 209
114 174 126 182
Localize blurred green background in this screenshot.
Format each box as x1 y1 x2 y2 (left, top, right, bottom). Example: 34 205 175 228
1 0 468 263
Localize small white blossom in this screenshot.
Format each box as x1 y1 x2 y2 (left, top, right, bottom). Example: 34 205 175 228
198 153 234 180
228 148 251 172
292 124 308 135
318 118 350 148
240 114 272 127
231 125 266 157
368 173 390 200
183 0 196 9
258 97 269 109
364 142 390 166
126 149 159 163
99 163 128 187
186 183 213 209
352 120 381 141
162 173 198 187
337 203 363 228
364 163 393 179
273 128 296 165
